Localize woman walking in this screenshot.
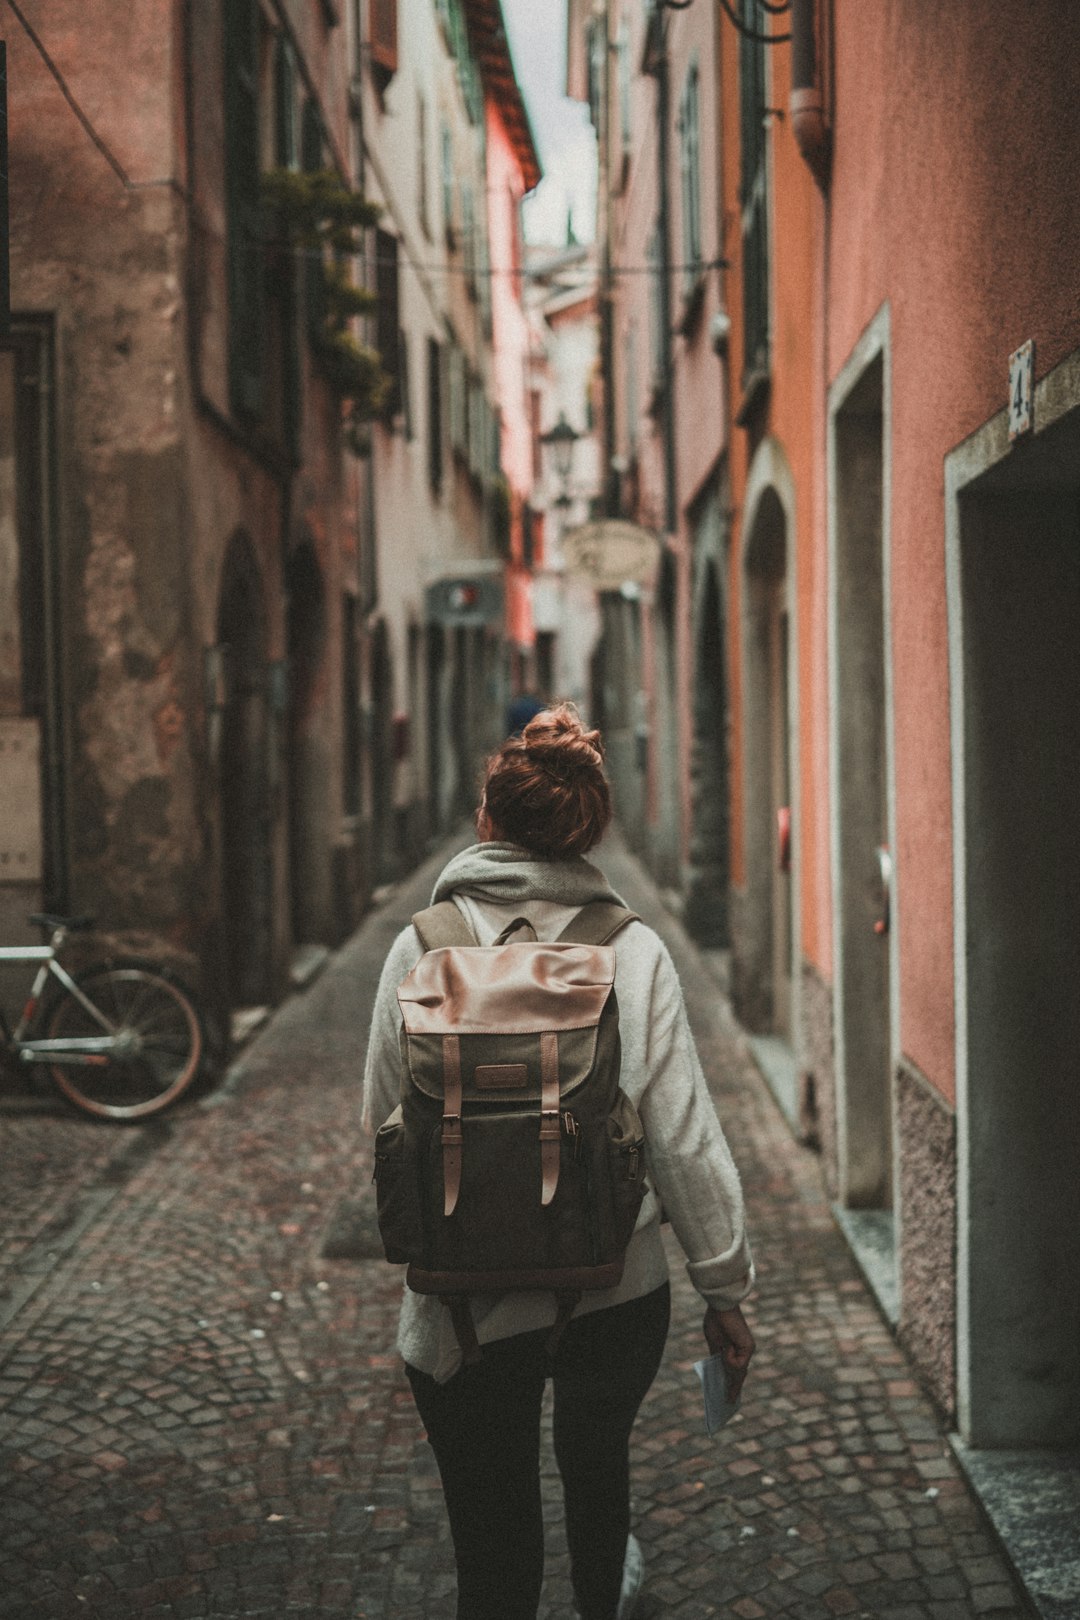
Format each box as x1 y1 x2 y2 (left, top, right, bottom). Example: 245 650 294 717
362 704 755 1620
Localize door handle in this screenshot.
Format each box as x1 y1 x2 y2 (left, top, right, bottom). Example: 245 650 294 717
777 806 791 874
874 845 892 936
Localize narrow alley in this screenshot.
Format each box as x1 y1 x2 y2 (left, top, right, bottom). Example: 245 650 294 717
0 832 1030 1620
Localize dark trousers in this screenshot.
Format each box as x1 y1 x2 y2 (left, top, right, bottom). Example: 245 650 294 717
406 1283 670 1620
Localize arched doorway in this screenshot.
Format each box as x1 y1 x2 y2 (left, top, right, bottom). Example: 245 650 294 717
651 548 681 887
685 556 730 948
369 618 396 884
285 542 327 945
217 532 273 1008
739 454 798 1065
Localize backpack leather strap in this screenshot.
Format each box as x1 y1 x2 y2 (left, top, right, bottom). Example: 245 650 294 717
539 1031 561 1207
412 902 477 950
556 901 639 946
442 1034 464 1217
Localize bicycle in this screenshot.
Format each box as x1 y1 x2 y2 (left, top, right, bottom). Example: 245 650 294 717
0 913 204 1121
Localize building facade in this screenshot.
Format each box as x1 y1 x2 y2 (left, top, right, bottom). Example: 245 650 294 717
0 0 539 1034
571 0 1080 1468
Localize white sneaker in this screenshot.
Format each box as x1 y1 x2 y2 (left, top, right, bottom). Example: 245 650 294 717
616 1531 644 1619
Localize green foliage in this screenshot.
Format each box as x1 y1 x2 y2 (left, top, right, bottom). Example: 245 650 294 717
262 167 387 440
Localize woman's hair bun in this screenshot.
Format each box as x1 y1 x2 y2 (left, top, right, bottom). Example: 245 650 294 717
520 704 605 769
481 701 612 857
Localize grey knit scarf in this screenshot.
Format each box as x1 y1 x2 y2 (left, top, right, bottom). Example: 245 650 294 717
430 841 628 910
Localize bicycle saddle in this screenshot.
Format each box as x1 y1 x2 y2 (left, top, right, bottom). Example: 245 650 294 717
28 912 96 933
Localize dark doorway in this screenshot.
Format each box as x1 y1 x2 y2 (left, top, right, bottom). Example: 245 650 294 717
285 541 327 944
958 422 1080 1447
685 557 730 947
369 617 396 884
742 486 793 1042
0 319 64 934
217 533 273 1007
832 357 892 1210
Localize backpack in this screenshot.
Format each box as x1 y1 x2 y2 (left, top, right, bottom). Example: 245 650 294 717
373 899 648 1363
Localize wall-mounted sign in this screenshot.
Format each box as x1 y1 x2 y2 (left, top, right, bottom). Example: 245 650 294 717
1008 339 1034 440
425 573 504 628
560 520 661 592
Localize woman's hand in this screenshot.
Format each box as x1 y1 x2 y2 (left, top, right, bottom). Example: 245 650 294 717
703 1305 756 1402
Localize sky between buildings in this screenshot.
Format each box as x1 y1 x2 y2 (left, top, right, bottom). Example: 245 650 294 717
500 0 598 246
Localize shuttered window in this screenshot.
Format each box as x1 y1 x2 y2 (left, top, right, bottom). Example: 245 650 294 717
223 0 263 420
374 228 401 418
274 37 301 458
370 0 398 83
427 337 443 494
679 59 702 301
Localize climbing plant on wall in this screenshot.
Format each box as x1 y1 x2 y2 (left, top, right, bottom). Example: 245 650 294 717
262 167 388 450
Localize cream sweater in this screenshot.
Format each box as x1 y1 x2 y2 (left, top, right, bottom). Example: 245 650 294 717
361 842 754 1382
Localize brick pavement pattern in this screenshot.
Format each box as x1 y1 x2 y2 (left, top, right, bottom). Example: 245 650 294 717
0 833 1031 1619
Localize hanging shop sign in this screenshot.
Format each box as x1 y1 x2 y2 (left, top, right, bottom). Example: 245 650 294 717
425 573 504 628
560 520 661 592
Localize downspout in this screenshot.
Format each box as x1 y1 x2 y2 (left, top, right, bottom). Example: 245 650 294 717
600 0 617 517
790 0 830 190
653 23 678 536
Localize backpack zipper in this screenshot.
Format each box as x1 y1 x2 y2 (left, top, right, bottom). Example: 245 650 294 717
561 1109 582 1160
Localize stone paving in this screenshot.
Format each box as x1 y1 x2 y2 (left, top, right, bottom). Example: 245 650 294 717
0 832 1034 1619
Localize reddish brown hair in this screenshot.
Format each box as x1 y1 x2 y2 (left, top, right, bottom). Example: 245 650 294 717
481 704 612 858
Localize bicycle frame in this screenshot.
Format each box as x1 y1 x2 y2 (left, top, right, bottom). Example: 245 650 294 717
0 944 116 1066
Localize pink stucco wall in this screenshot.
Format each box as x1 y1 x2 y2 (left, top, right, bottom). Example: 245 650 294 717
827 2 1080 1101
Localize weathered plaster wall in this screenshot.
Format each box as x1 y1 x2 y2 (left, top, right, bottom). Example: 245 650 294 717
7 7 203 941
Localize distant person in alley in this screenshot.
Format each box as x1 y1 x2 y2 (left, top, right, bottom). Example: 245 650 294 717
505 688 547 737
362 704 755 1620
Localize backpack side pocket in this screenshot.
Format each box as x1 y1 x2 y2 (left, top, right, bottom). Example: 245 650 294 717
607 1089 648 1248
373 1105 420 1264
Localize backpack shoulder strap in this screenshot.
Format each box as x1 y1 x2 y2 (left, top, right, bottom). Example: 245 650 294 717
412 902 478 951
556 901 640 946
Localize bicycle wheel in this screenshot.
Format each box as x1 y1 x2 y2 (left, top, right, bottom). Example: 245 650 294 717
45 961 203 1120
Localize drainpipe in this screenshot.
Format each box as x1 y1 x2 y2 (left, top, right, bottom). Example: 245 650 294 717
790 0 830 190
650 18 677 536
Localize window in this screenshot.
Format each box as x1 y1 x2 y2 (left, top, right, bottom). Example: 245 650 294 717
374 228 401 417
647 223 664 402
678 59 703 305
618 22 632 179
448 342 466 455
586 16 604 133
461 182 477 298
739 0 770 388
223 0 264 419
441 124 455 247
418 96 431 240
370 0 398 85
273 38 301 458
427 337 443 493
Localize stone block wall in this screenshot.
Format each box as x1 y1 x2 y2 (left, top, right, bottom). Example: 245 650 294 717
896 1057 957 1420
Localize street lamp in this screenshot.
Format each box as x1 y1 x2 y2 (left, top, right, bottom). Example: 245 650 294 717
540 412 580 504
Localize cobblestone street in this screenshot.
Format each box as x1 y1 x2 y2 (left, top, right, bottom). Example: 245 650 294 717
0 832 1032 1620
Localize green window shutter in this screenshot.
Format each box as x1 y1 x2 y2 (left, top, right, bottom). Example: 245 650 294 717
224 0 264 420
